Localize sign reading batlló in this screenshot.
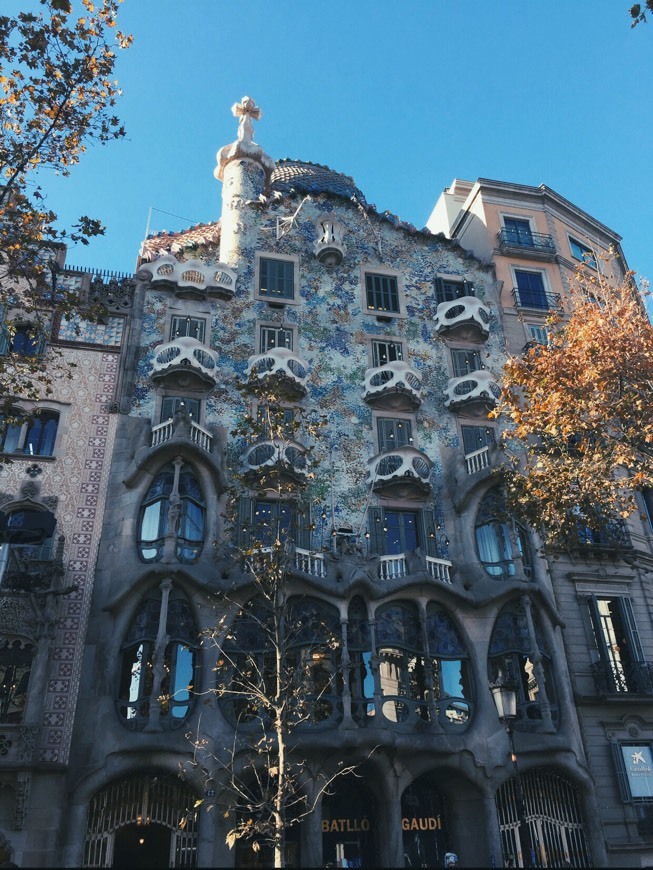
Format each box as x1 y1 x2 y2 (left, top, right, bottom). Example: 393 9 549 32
621 744 653 799
322 816 444 833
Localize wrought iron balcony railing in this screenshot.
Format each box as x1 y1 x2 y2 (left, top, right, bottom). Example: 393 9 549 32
511 287 562 311
498 228 556 255
591 660 653 695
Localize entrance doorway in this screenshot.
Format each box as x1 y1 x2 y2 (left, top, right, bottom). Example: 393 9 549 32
113 823 171 869
322 778 377 868
401 778 449 868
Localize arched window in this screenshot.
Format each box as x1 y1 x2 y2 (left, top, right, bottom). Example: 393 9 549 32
0 409 59 457
425 603 472 728
219 596 342 729
489 600 557 727
138 462 205 563
117 586 197 730
0 638 34 723
375 602 427 724
475 491 531 579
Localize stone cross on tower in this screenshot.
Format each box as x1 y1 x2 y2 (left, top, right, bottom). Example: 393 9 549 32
232 96 261 145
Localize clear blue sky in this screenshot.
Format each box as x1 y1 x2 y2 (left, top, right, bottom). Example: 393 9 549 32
35 1 653 284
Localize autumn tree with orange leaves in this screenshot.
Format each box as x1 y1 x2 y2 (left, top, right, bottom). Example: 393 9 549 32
0 0 131 401
494 265 653 549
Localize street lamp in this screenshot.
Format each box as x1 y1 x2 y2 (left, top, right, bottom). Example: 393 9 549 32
490 671 535 868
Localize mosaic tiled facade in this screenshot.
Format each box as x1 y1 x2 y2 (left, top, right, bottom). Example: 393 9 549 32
3 100 652 868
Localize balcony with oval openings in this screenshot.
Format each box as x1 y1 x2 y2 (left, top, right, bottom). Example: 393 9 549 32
444 369 501 417
434 296 490 341
138 254 236 300
367 447 432 499
241 439 308 486
150 336 218 391
245 347 309 400
363 361 422 413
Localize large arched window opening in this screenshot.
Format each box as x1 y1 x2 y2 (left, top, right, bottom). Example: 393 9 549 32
475 491 531 580
83 771 198 868
495 768 592 868
401 777 450 869
0 638 34 723
117 584 197 730
489 599 557 729
219 596 342 729
138 462 205 564
375 602 427 725
425 603 473 728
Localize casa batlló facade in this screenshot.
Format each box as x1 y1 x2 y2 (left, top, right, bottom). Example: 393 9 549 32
0 98 651 868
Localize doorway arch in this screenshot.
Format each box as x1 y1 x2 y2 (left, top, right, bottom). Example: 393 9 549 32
83 771 198 868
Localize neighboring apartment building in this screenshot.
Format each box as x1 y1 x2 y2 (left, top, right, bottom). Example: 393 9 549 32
0 260 134 867
429 180 653 868
46 99 626 870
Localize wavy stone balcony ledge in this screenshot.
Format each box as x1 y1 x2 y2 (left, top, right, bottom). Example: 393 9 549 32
444 369 501 416
150 336 219 389
138 254 236 299
363 361 422 412
434 296 490 341
246 347 308 398
367 446 433 499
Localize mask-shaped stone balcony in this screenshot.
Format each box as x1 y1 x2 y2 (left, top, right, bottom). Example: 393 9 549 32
367 446 432 499
150 336 219 390
241 438 308 485
138 254 237 299
444 369 501 416
434 297 490 341
363 361 422 412
245 347 309 400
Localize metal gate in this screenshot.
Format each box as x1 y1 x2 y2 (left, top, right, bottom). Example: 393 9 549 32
495 768 591 868
83 772 198 868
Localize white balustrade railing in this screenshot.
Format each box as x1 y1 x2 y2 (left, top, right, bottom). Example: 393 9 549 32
425 556 453 584
465 446 490 474
150 418 213 452
294 547 326 577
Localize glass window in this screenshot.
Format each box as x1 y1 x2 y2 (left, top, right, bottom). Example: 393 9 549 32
0 411 25 455
569 238 598 269
475 491 531 579
383 510 420 555
514 270 548 309
461 425 495 455
588 596 649 694
489 601 557 725
138 464 205 563
451 348 483 378
377 417 413 453
0 410 59 457
259 258 295 300
260 324 293 352
371 339 403 367
169 316 205 342
365 273 400 314
526 323 549 345
160 396 201 423
0 639 34 723
118 588 197 729
10 324 42 357
434 278 473 305
503 217 534 247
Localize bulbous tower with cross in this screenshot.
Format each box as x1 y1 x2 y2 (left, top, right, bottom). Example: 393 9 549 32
215 96 275 265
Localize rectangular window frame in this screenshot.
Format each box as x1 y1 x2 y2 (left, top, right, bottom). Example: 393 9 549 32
525 323 549 345
501 214 535 247
258 321 296 353
569 236 598 270
434 274 474 305
255 253 300 305
512 267 551 310
450 348 483 379
169 316 206 343
587 595 645 694
460 425 495 455
612 742 653 803
374 414 415 454
361 266 405 318
370 338 404 368
367 506 438 558
160 396 202 423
